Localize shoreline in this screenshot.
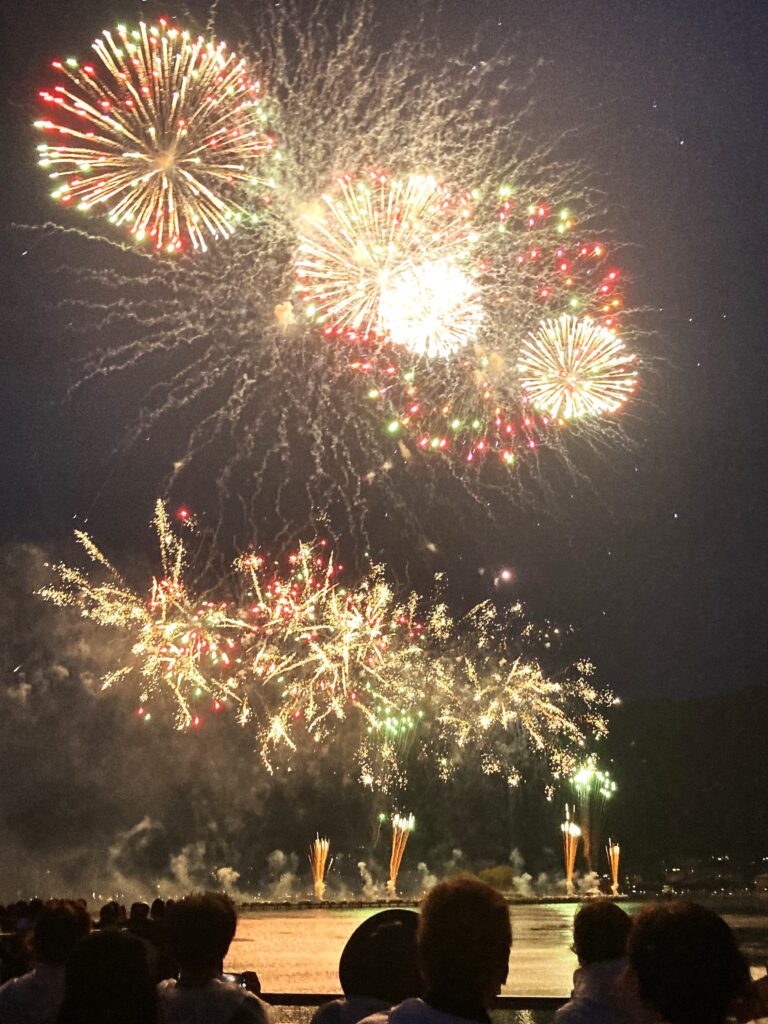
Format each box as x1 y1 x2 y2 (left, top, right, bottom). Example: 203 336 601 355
237 894 629 911
237 892 768 912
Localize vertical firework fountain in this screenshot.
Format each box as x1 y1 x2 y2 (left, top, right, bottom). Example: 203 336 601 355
387 814 415 896
571 760 616 874
606 839 620 897
561 805 581 897
309 835 331 900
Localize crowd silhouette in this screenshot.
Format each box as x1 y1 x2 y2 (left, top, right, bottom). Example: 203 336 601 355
1 880 766 1024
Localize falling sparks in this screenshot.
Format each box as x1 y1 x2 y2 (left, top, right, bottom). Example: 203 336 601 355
570 757 617 873
518 316 638 420
35 20 274 252
41 504 615 791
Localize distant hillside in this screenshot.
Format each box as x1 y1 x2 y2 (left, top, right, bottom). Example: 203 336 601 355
603 685 768 873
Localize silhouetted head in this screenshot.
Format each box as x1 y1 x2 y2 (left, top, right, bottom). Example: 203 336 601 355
99 901 121 927
628 901 749 1024
58 928 155 1024
150 898 165 919
339 909 421 1003
165 892 238 976
418 878 512 1007
572 899 631 965
32 900 91 965
130 902 150 922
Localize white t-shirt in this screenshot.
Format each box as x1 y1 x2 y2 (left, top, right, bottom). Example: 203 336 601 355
0 963 66 1024
360 997 487 1024
157 977 272 1024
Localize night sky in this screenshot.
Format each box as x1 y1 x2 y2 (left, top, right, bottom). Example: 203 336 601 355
2 0 768 712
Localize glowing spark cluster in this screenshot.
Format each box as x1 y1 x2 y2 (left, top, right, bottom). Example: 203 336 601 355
571 758 617 801
41 505 615 792
39 503 251 728
35 20 274 252
570 756 617 873
518 315 637 420
297 172 480 359
41 502 405 736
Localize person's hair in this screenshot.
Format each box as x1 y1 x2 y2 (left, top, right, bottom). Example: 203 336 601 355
418 878 511 1001
129 902 149 921
32 900 90 965
165 892 238 972
150 898 165 919
99 901 121 927
572 899 631 965
629 901 750 1024
58 928 156 1024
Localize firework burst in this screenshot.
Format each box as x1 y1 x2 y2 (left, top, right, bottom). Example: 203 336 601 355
518 315 637 420
40 504 616 793
296 172 481 359
33 1 642 554
35 20 274 252
570 757 617 873
39 502 251 728
345 196 636 462
429 600 612 789
40 502 425 747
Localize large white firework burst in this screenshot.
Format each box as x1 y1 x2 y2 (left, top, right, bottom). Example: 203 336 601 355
518 315 638 420
296 173 481 359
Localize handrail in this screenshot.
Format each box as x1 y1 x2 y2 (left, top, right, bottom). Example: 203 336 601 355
260 994 565 1011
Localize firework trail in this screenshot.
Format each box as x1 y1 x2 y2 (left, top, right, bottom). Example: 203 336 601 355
36 20 274 252
387 812 415 895
309 834 331 899
34 0 640 554
606 838 620 896
570 757 616 873
41 503 615 792
561 805 581 896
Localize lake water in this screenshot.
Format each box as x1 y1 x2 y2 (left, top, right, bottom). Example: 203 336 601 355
225 900 768 999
